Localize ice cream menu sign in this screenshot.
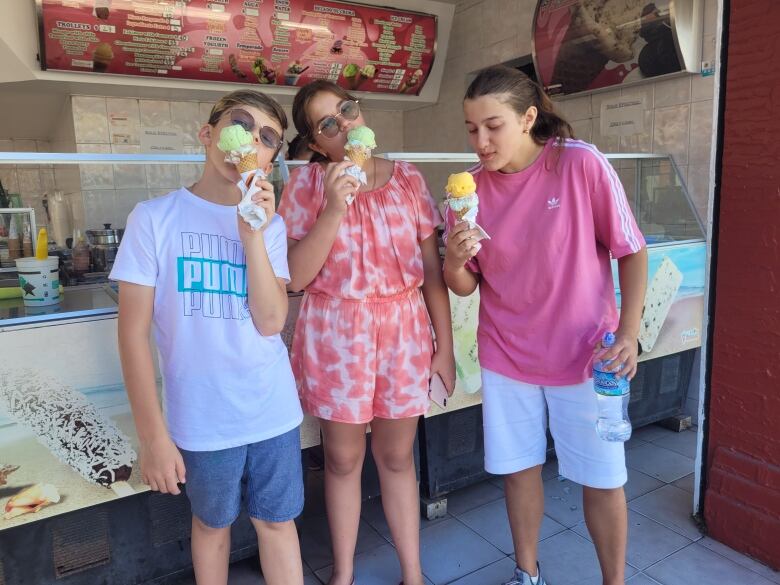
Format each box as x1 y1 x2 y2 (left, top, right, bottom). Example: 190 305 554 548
37 0 436 95
533 0 686 96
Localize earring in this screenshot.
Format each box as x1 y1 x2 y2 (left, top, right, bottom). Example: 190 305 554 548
523 127 530 134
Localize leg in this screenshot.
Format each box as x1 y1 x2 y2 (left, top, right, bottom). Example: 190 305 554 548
252 518 304 585
480 369 548 580
191 516 231 585
320 419 368 585
583 486 627 585
370 416 424 585
504 465 544 577
545 381 628 585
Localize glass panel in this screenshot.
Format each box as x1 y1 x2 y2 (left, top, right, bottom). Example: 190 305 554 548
634 158 704 243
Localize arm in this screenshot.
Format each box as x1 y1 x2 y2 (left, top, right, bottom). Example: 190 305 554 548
117 282 185 495
239 178 291 336
597 246 649 379
421 234 456 393
245 243 289 336
443 221 482 296
287 161 359 292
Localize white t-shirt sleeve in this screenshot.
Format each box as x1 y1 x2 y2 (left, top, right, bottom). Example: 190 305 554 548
264 214 290 283
109 202 158 286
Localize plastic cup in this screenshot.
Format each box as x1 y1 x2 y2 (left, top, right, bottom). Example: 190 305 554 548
15 256 61 306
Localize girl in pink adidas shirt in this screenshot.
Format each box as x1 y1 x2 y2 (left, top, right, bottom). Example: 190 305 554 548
444 65 648 585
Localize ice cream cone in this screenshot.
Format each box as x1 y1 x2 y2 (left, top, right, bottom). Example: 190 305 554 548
236 152 258 174
345 145 370 168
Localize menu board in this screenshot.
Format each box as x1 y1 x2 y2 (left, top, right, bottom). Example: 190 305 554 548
37 0 436 95
533 0 684 96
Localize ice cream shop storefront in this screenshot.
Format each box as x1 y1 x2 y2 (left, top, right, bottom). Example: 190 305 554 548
0 0 775 583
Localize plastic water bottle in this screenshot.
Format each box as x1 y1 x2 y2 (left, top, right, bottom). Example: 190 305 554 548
593 332 632 442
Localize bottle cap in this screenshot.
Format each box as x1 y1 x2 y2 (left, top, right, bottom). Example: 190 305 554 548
602 331 616 348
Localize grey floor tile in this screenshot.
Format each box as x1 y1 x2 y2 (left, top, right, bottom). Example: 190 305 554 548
572 510 692 570
646 543 776 585
542 458 560 480
419 517 504 584
698 537 780 584
625 468 666 502
360 495 450 543
458 497 566 554
542 476 584 527
217 557 318 584
449 557 518 585
299 514 387 571
628 485 702 541
652 430 699 459
487 473 506 491
626 574 663 584
626 435 650 451
446 481 505 517
315 543 434 585
632 424 676 443
626 443 694 483
672 473 695 494
537 530 637 585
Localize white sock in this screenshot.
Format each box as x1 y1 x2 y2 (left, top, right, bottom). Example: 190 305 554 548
529 574 539 585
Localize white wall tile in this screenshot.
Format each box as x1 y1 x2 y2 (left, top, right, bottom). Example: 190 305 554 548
77 143 114 190
146 164 180 189
111 144 147 189
653 104 690 165
654 76 692 109
83 190 117 231
139 100 172 127
17 169 42 197
691 74 715 102
688 101 714 167
171 101 202 145
555 95 592 122
178 163 203 188
620 110 654 153
571 118 592 143
72 96 109 143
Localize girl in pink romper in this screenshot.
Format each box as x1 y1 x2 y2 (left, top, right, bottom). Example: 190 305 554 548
278 80 455 585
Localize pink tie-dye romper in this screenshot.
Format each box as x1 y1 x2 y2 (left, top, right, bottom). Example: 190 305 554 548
278 161 442 423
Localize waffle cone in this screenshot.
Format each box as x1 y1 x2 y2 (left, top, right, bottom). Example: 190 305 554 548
345 146 370 168
454 207 471 221
236 152 259 174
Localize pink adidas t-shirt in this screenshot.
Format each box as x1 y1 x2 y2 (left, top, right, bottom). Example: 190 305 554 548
447 139 645 386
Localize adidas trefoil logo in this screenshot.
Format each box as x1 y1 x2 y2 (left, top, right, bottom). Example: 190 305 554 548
547 196 560 210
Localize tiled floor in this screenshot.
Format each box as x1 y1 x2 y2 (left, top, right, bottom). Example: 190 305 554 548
173 426 779 585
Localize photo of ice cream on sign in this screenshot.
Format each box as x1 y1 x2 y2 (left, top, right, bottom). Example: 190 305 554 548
533 0 685 96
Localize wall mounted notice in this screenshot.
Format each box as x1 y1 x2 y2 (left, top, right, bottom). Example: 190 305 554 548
37 0 436 95
600 95 646 137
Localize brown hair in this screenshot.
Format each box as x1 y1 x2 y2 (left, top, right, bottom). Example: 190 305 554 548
465 65 573 146
207 89 288 156
292 80 358 163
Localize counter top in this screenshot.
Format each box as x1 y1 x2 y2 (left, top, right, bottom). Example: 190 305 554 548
0 284 118 328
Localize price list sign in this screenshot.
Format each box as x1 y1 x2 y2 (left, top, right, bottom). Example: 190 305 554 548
37 0 437 95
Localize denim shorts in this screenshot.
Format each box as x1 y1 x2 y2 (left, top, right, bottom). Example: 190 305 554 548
179 427 304 528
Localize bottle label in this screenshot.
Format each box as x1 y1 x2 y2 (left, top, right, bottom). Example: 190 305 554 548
593 369 629 396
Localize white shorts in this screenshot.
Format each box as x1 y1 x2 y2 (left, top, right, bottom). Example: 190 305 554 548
481 368 627 489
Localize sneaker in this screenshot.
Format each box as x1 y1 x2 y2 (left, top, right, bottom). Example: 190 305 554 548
503 562 546 585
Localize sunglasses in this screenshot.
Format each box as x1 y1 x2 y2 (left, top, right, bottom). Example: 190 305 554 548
227 108 283 152
316 100 360 138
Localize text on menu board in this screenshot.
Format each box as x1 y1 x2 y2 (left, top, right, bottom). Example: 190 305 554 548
37 0 436 95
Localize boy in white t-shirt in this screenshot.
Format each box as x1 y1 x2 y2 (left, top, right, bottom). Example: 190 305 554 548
110 90 304 585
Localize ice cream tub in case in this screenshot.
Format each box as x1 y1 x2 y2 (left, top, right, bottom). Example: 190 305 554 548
15 257 60 307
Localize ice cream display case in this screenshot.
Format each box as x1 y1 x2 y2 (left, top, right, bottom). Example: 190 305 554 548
0 150 706 581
